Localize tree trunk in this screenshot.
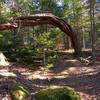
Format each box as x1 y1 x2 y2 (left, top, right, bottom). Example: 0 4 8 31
90 0 96 55
64 34 69 50
0 13 81 55
82 28 85 49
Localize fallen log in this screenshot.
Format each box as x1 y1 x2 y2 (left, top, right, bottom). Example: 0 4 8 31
0 13 81 55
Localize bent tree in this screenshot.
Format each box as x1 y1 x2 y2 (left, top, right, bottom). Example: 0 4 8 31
0 13 81 55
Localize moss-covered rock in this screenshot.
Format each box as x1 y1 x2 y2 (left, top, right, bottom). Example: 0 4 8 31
35 86 81 100
10 81 29 100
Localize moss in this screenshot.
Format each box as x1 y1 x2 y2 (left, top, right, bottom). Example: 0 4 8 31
35 86 81 100
10 81 29 100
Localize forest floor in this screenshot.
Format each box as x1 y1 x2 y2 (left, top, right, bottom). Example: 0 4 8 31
0 57 100 100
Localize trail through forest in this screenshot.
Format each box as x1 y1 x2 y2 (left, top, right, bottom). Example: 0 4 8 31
0 59 100 100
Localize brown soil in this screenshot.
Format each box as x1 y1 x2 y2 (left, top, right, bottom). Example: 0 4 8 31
0 59 100 100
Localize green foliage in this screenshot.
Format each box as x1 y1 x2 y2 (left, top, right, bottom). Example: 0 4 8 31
46 51 59 63
64 0 70 3
34 86 81 100
40 0 64 17
10 81 29 100
5 47 37 62
0 0 100 63
45 50 59 69
35 31 56 48
0 1 11 23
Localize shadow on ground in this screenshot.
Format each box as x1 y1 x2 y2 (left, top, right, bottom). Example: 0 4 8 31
0 61 100 100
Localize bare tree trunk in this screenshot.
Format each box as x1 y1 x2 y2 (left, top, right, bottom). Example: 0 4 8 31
90 0 96 55
64 34 69 50
0 10 1 22
82 28 85 49
13 29 17 51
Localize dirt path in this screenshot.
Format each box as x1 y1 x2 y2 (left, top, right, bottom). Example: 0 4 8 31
0 59 100 100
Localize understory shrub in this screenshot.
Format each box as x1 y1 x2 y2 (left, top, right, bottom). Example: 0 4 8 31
34 86 81 100
10 81 29 100
4 47 37 62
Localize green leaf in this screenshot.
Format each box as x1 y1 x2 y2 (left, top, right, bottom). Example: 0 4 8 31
64 0 69 3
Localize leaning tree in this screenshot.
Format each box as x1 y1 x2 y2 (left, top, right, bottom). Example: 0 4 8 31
0 12 81 55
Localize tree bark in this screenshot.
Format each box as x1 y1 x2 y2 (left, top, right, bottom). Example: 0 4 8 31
90 0 96 55
0 13 81 55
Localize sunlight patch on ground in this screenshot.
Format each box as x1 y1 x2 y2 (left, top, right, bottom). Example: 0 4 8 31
80 67 98 75
25 70 58 80
26 70 50 80
21 72 32 76
0 69 16 77
68 67 77 71
66 65 99 75
28 74 49 80
65 59 82 64
60 71 69 75
25 70 68 80
67 67 81 75
0 52 10 66
78 91 96 100
53 75 67 79
60 49 74 53
66 59 78 62
81 67 96 72
32 84 48 88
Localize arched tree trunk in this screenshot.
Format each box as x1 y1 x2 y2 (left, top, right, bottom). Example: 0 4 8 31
0 13 81 55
